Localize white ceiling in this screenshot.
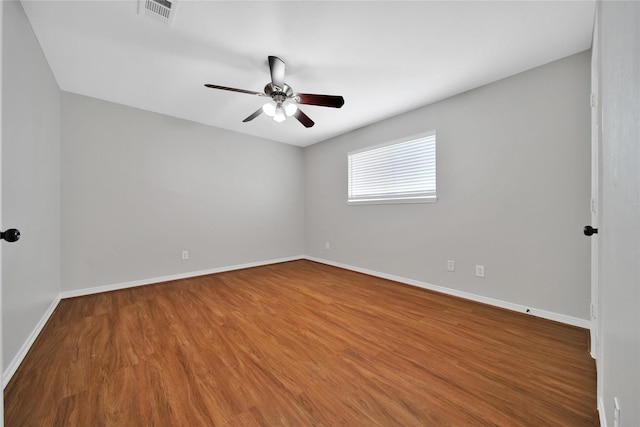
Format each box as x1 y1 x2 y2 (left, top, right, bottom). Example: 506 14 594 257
21 0 595 147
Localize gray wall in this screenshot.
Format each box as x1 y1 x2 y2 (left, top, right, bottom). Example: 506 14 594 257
61 93 304 292
305 51 591 320
2 1 61 372
596 1 640 425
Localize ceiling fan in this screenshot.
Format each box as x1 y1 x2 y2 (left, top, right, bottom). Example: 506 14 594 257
205 56 344 128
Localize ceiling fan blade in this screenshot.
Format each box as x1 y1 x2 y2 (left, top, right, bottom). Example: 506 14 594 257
242 107 264 123
293 108 314 128
204 84 265 96
268 56 286 90
296 93 345 108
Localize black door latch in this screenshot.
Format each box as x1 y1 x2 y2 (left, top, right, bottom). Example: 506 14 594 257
584 226 598 236
0 228 21 242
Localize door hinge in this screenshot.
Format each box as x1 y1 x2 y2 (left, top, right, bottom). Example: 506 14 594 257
590 93 598 108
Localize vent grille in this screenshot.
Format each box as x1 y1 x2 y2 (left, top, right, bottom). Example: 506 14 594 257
146 0 171 19
139 0 177 25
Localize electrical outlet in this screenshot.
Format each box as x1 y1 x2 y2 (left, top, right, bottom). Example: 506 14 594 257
325 242 330 250
447 260 455 272
475 265 485 278
614 397 621 427
181 250 189 260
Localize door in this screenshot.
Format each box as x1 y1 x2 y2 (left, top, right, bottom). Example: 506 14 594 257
589 13 601 362
1 2 4 424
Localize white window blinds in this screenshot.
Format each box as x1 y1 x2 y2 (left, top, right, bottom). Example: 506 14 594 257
348 132 436 204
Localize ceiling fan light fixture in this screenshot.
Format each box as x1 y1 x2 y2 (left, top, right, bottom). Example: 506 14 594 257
284 102 298 117
262 102 276 117
273 105 286 123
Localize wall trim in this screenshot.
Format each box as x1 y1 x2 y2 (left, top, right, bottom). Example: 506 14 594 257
59 255 305 299
304 256 591 329
598 398 607 427
3 295 61 389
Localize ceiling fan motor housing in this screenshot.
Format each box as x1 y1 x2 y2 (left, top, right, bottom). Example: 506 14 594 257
265 83 293 104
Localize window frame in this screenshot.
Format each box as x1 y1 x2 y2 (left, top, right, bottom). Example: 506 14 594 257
347 131 437 205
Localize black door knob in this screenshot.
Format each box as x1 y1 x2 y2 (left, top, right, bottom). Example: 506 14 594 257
1 228 21 242
584 225 598 236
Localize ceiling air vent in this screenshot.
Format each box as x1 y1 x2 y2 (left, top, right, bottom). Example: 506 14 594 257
138 0 177 25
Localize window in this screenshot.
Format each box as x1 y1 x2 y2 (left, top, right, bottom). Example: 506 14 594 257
348 132 436 204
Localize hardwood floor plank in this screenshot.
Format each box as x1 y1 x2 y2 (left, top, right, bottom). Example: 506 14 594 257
5 260 596 426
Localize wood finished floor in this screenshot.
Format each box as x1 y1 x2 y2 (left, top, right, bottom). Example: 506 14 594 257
5 260 597 426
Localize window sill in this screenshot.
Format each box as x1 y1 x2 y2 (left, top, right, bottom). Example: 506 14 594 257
348 196 438 206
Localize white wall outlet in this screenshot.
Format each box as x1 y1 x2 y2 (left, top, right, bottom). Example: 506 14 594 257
475 265 485 278
614 397 621 427
181 250 189 260
447 260 455 272
325 242 330 250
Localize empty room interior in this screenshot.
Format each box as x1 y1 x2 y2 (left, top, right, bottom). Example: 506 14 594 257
2 0 639 426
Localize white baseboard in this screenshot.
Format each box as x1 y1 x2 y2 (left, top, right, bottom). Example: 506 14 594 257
3 295 61 389
304 256 591 329
60 255 305 299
